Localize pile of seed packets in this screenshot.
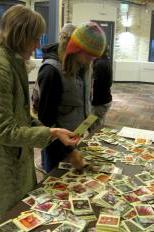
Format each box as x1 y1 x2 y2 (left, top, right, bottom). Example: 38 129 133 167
0 127 154 231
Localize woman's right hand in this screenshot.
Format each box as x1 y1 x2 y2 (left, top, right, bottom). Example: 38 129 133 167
68 149 88 170
50 128 79 146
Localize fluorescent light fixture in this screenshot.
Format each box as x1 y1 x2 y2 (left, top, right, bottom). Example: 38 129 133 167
120 3 129 13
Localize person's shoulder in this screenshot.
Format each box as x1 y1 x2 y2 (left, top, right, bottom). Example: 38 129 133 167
95 55 111 66
38 60 62 84
39 60 57 75
93 57 105 67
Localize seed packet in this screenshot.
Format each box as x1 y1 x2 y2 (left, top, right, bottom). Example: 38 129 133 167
13 212 44 231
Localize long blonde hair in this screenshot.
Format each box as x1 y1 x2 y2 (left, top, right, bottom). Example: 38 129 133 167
62 53 81 76
0 4 46 54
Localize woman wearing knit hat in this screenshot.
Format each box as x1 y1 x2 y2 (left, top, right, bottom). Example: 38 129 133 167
32 22 106 173
63 22 106 74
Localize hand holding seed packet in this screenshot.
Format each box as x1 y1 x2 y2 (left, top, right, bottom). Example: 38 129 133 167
74 114 98 137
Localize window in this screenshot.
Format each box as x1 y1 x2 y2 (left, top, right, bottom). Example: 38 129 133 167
0 1 22 19
149 11 154 62
35 2 49 59
0 1 49 59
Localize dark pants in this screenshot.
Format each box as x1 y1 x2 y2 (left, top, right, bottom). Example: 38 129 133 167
41 139 73 173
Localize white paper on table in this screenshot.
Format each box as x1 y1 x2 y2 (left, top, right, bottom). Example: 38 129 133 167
117 127 154 142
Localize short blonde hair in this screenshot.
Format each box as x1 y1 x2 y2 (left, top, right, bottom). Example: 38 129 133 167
0 4 46 54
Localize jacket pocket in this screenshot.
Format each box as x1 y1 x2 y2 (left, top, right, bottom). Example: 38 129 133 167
17 147 22 159
2 146 22 160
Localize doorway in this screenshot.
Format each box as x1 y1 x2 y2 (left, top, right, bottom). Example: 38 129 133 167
91 20 115 64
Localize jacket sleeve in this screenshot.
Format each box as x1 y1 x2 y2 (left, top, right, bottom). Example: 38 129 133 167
0 62 51 148
38 64 62 127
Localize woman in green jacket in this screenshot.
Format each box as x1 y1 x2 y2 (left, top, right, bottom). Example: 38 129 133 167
0 4 79 217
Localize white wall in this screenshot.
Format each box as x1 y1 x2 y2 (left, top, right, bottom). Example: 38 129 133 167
114 61 140 82
72 0 117 24
28 59 42 82
114 60 154 83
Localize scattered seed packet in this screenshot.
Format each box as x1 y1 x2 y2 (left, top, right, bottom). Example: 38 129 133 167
122 219 144 231
32 201 56 213
58 162 73 170
13 212 45 231
134 204 154 217
22 196 36 207
135 172 154 183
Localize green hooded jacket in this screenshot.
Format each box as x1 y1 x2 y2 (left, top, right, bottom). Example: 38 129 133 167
0 46 51 217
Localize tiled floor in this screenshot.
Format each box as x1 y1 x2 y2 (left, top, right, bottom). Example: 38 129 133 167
105 82 154 130
30 82 154 182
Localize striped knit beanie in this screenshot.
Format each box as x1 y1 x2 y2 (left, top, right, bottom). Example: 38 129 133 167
65 22 106 57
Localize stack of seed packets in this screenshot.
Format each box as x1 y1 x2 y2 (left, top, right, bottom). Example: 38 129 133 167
96 213 120 232
92 190 120 208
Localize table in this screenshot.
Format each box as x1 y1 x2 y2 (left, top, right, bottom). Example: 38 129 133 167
0 129 152 231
